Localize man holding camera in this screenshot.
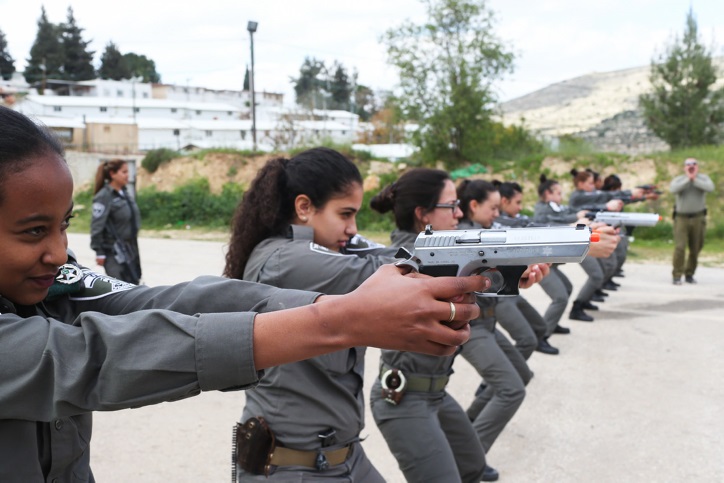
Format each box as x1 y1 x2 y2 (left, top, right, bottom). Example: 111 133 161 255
670 158 714 285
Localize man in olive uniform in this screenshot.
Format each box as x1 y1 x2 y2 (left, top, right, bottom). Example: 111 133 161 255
670 158 714 285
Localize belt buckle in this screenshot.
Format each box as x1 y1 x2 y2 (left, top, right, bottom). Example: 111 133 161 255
381 368 407 405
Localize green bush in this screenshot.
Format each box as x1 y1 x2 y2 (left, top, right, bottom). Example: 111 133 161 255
138 178 243 229
141 148 182 173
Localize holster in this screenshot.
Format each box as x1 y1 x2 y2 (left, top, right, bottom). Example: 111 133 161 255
232 417 276 479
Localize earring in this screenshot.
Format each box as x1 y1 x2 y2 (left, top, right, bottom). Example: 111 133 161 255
300 216 308 222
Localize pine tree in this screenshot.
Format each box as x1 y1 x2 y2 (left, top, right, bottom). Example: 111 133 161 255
98 41 131 80
639 8 724 148
61 7 95 81
25 6 65 87
0 28 16 81
329 61 352 110
243 65 250 91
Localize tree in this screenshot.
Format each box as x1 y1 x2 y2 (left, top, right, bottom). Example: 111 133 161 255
123 52 161 83
243 65 250 91
98 41 131 80
0 28 15 80
291 57 326 110
328 61 352 110
353 83 378 122
24 6 65 87
639 8 724 149
382 0 514 167
61 7 95 81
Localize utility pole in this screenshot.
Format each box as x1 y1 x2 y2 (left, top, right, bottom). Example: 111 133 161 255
247 21 258 152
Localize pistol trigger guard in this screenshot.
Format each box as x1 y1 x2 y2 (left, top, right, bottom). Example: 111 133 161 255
394 247 421 273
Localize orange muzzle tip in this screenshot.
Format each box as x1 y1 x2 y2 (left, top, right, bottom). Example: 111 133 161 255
590 232 600 242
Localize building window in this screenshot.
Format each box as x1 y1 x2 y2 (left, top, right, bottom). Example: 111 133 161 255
53 106 62 112
171 108 177 113
173 129 180 136
143 93 149 98
228 111 233 116
103 126 111 133
205 130 212 137
240 131 246 140
134 107 140 113
117 90 123 97
100 106 108 112
341 131 346 135
196 110 202 115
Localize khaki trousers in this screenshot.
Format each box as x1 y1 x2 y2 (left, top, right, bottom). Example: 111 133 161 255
672 213 706 279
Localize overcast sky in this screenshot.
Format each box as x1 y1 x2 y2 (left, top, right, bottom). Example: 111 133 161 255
2 0 723 103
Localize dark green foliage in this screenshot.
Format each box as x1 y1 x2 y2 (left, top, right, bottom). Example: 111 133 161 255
141 148 181 173
123 52 161 83
138 179 244 229
24 7 64 87
98 41 131 80
243 65 250 91
0 29 15 80
639 8 724 149
383 0 515 168
291 58 355 111
61 7 95 81
355 172 399 233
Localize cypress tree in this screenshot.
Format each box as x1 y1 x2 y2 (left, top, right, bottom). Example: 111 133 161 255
0 28 16 81
25 6 65 88
61 7 95 81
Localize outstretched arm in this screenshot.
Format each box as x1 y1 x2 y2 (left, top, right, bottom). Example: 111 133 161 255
252 265 488 368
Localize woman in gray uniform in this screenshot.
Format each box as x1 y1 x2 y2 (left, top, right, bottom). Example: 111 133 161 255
0 107 485 482
454 179 546 475
532 175 588 333
566 169 630 320
368 169 497 483
224 147 417 481
90 159 142 283
494 181 558 356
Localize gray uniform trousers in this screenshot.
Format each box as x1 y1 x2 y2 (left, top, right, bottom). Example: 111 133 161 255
370 380 486 483
459 321 526 453
575 256 604 303
238 442 384 482
538 265 573 335
597 251 619 283
615 234 629 274
495 295 547 359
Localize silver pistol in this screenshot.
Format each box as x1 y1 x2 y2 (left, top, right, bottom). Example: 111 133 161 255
396 224 594 297
587 211 661 227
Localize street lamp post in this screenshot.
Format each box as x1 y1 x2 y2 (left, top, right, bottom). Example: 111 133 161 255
247 20 258 152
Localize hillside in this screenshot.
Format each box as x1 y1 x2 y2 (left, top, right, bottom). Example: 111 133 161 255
500 58 724 154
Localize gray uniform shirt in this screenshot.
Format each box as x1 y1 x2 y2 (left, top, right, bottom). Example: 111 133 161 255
0 256 319 482
90 185 142 257
670 173 714 214
495 212 531 228
242 225 397 450
568 189 631 212
533 201 579 225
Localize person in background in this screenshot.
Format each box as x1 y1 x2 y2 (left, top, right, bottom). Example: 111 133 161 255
670 158 715 285
0 106 485 482
495 181 558 355
567 169 627 321
224 147 403 481
90 159 142 284
454 178 547 479
368 169 498 483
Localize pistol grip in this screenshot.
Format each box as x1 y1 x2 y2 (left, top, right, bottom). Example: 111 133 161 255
495 266 528 296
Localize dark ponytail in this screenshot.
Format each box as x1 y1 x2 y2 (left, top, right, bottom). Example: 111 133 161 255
94 159 127 194
537 174 558 199
224 147 362 279
371 168 449 232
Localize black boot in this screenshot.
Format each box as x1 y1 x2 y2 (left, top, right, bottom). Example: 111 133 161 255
569 301 594 322
581 300 599 311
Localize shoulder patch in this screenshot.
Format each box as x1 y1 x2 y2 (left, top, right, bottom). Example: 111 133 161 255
92 202 106 218
69 268 136 301
308 242 346 257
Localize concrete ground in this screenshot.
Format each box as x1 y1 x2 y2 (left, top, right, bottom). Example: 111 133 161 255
66 233 724 482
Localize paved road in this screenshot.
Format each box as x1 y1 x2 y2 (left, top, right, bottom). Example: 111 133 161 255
66 233 724 482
